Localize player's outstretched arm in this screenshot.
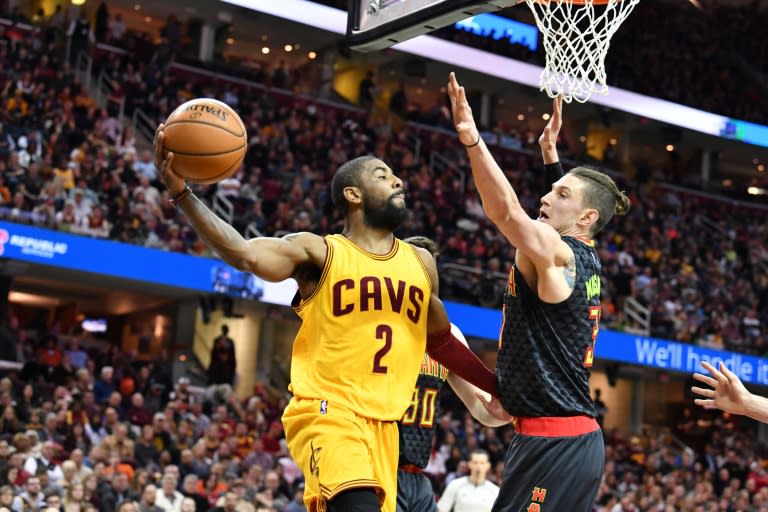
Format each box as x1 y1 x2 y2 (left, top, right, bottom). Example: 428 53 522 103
447 73 561 262
692 362 768 423
415 248 497 395
539 95 563 167
446 325 512 427
155 126 325 282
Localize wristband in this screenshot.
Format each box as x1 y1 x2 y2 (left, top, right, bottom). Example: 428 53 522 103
169 186 192 207
462 134 481 148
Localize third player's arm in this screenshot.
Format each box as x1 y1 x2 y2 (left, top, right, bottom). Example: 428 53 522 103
446 326 511 427
417 248 497 395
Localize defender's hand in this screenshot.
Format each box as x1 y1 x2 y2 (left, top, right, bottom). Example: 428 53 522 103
154 124 186 195
448 72 480 147
538 95 563 149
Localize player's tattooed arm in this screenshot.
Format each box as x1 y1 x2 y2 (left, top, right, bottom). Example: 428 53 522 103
563 256 576 290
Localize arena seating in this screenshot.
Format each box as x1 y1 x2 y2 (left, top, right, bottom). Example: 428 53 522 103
0 4 766 511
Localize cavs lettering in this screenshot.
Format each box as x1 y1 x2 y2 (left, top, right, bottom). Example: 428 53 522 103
331 276 424 322
291 234 432 421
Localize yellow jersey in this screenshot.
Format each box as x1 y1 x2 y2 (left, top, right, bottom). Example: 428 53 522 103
291 234 432 421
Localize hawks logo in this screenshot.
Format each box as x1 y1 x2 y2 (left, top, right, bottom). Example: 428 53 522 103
0 229 8 256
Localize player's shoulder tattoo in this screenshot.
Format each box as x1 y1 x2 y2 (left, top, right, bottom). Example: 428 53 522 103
563 256 576 290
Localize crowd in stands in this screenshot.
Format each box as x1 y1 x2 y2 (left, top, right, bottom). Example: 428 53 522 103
1 3 766 354
0 316 764 512
1 3 768 512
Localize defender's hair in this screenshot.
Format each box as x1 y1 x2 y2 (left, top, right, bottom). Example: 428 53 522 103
403 236 439 260
568 167 630 234
331 155 378 214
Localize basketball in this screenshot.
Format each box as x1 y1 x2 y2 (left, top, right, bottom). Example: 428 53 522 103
161 98 247 184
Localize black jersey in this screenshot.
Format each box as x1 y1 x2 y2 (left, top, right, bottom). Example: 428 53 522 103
398 354 448 468
496 236 601 418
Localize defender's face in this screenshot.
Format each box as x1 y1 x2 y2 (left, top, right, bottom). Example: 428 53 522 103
538 174 588 234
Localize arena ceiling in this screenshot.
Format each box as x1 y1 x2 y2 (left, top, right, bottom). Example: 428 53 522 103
101 0 767 182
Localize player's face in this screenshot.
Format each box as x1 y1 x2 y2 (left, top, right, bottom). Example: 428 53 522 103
537 174 589 234
360 161 408 231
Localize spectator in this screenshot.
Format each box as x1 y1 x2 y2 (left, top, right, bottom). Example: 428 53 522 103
10 476 45 512
99 472 136 512
138 484 163 512
208 326 236 387
154 474 183 512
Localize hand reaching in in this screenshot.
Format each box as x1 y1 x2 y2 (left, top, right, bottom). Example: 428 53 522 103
476 392 513 424
447 72 480 147
538 95 563 149
691 361 751 416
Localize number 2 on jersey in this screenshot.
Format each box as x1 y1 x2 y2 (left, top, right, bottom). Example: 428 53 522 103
584 306 601 367
401 386 438 427
373 324 392 374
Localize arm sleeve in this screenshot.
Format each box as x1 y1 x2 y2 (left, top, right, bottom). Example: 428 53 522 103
545 161 564 186
427 327 496 395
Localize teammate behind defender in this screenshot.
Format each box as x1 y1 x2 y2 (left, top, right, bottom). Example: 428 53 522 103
397 237 507 512
153 127 497 512
448 74 630 512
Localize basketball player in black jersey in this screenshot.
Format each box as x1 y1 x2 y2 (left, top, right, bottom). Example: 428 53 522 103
448 73 631 512
398 236 507 512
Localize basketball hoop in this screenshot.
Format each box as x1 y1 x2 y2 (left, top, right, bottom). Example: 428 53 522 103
525 0 640 103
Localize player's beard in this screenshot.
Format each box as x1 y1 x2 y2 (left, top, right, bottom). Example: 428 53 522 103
363 193 409 232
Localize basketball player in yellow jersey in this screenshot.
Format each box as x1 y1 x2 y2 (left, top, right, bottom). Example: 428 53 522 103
153 130 497 512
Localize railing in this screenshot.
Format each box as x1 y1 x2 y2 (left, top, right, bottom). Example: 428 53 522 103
624 297 650 336
94 71 126 121
429 151 467 193
75 51 93 91
700 216 724 235
132 108 156 147
212 193 234 224
405 131 422 162
245 223 264 239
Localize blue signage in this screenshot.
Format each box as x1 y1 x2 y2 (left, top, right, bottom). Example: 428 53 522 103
4 220 765 383
0 221 264 300
721 118 768 148
445 300 768 385
455 13 538 52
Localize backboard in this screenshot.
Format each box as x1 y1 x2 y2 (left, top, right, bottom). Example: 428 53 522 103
345 0 523 53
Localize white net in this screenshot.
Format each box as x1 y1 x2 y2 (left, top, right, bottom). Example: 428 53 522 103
525 0 641 103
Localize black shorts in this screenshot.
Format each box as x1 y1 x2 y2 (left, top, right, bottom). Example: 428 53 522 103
397 468 437 512
492 421 604 512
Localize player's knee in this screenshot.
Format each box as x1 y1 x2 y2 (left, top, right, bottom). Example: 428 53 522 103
327 488 381 512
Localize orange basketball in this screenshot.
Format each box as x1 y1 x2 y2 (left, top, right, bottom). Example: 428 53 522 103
162 98 247 184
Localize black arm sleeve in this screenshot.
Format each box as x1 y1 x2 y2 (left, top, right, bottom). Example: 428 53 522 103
545 161 564 186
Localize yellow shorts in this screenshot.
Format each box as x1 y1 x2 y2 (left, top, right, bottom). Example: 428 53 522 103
282 397 399 512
